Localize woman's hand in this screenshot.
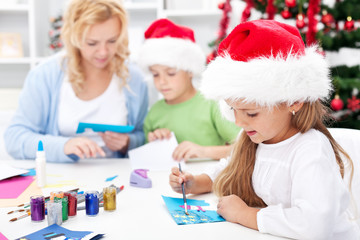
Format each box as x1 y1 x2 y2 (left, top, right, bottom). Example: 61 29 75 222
217 194 259 230
172 141 205 161
99 131 129 153
64 137 106 159
169 166 195 194
148 128 171 142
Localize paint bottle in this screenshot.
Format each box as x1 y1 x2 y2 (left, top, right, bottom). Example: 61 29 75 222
30 195 45 222
103 186 116 211
35 140 46 187
85 191 99 216
47 200 62 226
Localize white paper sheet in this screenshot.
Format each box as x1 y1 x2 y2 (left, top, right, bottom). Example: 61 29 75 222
0 163 29 181
129 133 179 171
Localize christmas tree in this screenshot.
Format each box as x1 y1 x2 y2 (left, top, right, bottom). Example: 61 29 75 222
208 0 360 129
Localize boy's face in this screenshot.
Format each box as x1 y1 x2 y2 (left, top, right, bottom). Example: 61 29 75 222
149 65 195 105
225 100 296 144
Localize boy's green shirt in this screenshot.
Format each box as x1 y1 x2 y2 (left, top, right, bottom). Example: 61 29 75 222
144 92 241 145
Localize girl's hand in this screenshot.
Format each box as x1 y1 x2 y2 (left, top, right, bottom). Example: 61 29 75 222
172 141 205 161
169 167 194 194
64 137 106 159
99 131 129 153
217 195 259 230
148 128 171 142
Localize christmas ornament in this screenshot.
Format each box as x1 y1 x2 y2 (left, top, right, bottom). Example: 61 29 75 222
281 7 292 19
296 14 306 29
49 15 63 52
321 10 335 28
266 0 276 20
330 95 344 111
285 0 296 8
218 2 225 10
347 95 360 111
306 0 320 45
206 51 216 64
344 16 355 31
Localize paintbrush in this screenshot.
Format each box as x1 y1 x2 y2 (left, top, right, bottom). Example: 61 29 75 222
7 209 30 215
15 187 80 209
178 163 189 215
9 211 31 222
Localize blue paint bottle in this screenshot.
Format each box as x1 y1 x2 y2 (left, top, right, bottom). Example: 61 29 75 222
85 191 99 216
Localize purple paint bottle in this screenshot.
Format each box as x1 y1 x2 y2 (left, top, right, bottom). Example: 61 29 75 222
30 195 45 222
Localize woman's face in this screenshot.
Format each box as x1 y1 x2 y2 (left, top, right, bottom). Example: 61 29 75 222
80 16 121 70
149 65 194 105
226 99 297 144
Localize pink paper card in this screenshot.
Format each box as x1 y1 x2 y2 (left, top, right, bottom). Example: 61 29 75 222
0 232 9 240
0 176 34 199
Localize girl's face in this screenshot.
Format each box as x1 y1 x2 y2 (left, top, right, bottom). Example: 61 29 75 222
226 99 297 144
149 65 195 105
80 16 121 70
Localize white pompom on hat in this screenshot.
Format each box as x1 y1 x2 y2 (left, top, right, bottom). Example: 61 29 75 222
200 20 332 120
137 18 205 76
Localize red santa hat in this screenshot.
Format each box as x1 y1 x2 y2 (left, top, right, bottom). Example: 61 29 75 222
200 20 332 121
137 18 205 76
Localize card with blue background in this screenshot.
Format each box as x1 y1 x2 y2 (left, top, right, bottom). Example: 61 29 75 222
162 195 225 225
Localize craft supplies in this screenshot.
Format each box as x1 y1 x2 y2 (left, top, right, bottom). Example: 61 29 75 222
47 200 62 226
35 140 46 187
61 196 68 221
50 191 64 201
103 186 116 211
30 195 45 222
130 169 152 188
9 211 31 222
178 163 189 215
85 191 99 216
64 191 77 217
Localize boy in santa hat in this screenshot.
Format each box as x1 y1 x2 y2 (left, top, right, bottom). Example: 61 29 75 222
169 20 360 239
138 18 241 161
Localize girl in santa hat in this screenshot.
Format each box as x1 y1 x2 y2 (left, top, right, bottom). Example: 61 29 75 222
138 19 241 161
169 20 359 239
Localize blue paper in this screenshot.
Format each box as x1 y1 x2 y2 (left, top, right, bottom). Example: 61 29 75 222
20 168 36 176
15 224 96 240
76 122 134 134
162 195 225 225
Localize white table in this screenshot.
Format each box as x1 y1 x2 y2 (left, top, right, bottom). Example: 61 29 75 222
0 159 284 239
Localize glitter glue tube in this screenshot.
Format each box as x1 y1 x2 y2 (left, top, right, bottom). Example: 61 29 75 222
35 141 46 187
103 186 116 211
47 200 62 226
64 192 77 217
85 191 99 216
30 195 45 222
61 196 68 221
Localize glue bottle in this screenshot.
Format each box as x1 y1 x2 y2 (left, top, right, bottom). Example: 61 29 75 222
36 140 46 187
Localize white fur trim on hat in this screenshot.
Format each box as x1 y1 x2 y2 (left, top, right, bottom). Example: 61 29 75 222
200 46 333 109
137 37 205 76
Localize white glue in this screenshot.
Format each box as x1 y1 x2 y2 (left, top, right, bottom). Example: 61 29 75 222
35 140 46 187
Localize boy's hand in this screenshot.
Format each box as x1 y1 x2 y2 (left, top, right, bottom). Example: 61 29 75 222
64 137 106 159
148 128 171 142
169 166 194 194
99 131 129 153
172 141 205 161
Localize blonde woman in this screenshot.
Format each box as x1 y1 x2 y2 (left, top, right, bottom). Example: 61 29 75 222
169 20 359 239
5 0 148 162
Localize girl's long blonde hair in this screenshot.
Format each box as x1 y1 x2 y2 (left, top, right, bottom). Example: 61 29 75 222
61 0 130 93
213 101 354 207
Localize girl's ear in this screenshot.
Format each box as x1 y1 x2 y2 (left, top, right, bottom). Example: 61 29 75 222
289 102 304 114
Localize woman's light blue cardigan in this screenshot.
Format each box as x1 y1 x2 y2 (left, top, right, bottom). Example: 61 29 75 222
4 53 148 162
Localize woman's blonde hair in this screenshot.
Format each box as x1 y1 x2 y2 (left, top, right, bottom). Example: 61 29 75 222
213 101 354 208
61 0 130 93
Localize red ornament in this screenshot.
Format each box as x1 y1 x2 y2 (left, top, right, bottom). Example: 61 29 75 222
321 11 335 28
330 95 344 111
285 0 297 8
218 2 225 10
347 95 360 112
206 52 216 64
296 14 306 29
344 16 355 31
281 7 292 19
